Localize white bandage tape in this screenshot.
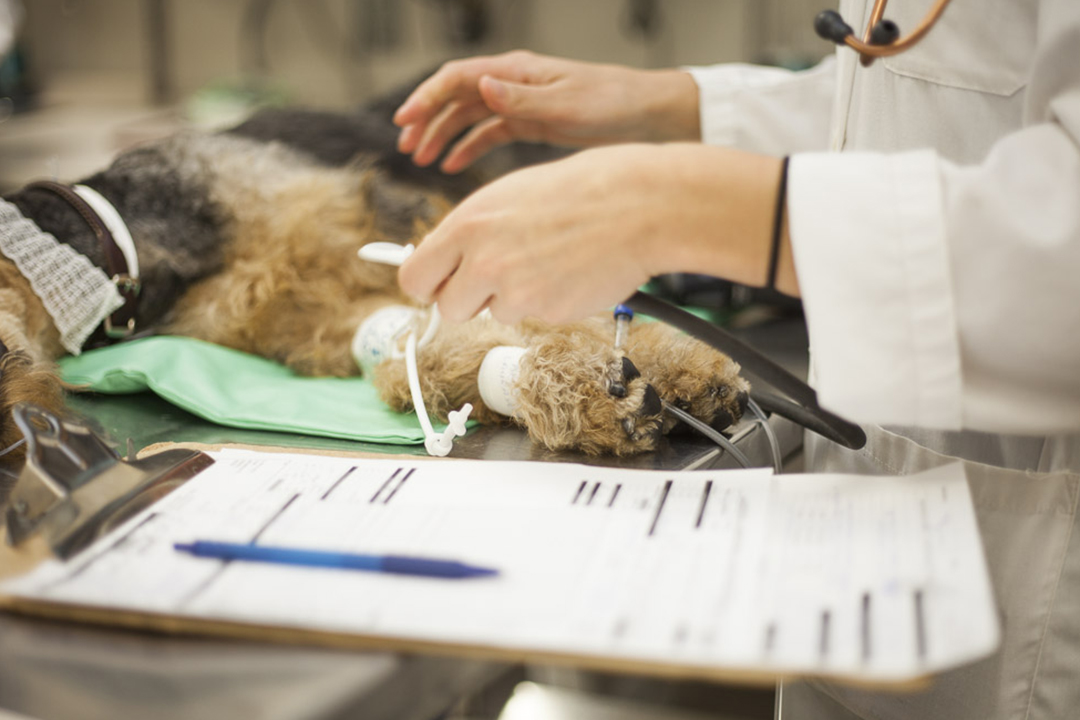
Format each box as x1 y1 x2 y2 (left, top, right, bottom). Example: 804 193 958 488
0 199 124 354
352 305 418 375
477 346 526 417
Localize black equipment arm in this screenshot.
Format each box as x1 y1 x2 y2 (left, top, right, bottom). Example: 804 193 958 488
624 291 867 450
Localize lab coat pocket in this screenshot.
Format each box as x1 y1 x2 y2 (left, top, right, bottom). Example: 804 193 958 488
881 0 1035 97
805 425 1080 719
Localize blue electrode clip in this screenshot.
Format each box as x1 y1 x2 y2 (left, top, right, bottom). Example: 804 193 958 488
613 304 634 350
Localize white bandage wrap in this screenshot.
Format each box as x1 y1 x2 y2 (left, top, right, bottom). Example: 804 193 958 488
352 305 419 375
0 198 124 354
477 346 526 417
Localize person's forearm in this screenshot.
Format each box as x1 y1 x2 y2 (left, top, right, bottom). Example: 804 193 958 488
398 142 798 326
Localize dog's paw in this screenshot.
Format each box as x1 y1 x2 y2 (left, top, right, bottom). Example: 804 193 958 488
625 322 751 433
607 355 665 449
515 331 665 456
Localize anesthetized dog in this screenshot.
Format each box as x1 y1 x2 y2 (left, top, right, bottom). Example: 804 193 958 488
0 92 749 464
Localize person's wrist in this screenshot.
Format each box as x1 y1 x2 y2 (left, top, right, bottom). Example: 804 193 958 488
643 146 792 292
640 70 701 142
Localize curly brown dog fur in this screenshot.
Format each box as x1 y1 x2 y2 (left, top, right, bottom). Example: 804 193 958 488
0 106 749 466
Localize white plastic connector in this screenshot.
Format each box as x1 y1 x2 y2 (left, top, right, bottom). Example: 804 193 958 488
425 403 473 457
357 242 415 266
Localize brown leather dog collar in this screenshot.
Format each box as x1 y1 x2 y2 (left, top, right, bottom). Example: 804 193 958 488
24 180 140 341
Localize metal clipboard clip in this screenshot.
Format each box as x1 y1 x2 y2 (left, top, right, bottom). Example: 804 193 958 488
4 403 214 559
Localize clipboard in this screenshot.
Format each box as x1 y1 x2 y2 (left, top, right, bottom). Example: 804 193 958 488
1 403 214 564
0 425 1002 689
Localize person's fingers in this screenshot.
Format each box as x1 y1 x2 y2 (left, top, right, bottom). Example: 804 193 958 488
396 122 424 154
485 295 525 326
394 53 536 127
412 100 495 167
398 234 462 305
430 266 495 323
478 75 568 122
393 61 487 127
440 116 518 173
437 75 574 171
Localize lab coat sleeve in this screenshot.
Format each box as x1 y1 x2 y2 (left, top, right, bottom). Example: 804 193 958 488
788 20 1080 433
685 58 837 155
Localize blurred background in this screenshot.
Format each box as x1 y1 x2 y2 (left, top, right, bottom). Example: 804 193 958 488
0 0 831 193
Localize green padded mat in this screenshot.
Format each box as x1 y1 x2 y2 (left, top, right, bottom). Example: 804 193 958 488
59 336 445 445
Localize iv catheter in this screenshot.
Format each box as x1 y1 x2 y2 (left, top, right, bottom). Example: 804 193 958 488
357 242 472 457
613 304 633 350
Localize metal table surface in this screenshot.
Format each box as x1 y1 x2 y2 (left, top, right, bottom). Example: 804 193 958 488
0 316 810 720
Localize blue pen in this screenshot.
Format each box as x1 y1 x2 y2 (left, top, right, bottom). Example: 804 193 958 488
174 540 499 579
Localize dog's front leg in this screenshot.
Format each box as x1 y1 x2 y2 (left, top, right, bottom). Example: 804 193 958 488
371 317 525 427
512 319 667 455
0 272 68 463
375 316 668 456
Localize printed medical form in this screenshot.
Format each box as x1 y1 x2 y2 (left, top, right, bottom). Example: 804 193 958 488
0 451 999 683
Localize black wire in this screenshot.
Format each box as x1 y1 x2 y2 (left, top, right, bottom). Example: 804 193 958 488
663 401 753 469
749 391 861 449
765 156 790 291
624 291 867 450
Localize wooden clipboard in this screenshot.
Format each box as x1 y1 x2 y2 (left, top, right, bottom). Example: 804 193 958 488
3 443 998 690
0 433 793 687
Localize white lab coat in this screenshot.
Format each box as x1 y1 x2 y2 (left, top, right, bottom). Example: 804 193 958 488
689 1 1080 718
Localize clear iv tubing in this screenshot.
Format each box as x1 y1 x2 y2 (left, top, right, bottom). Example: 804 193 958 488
416 304 441 350
405 332 438 443
746 397 783 473
404 306 471 457
662 401 753 469
613 305 633 350
355 243 470 456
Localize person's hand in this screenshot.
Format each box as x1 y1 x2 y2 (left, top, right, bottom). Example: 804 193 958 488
393 50 700 173
397 144 793 325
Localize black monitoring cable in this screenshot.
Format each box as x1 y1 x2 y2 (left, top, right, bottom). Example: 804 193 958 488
624 291 867 450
